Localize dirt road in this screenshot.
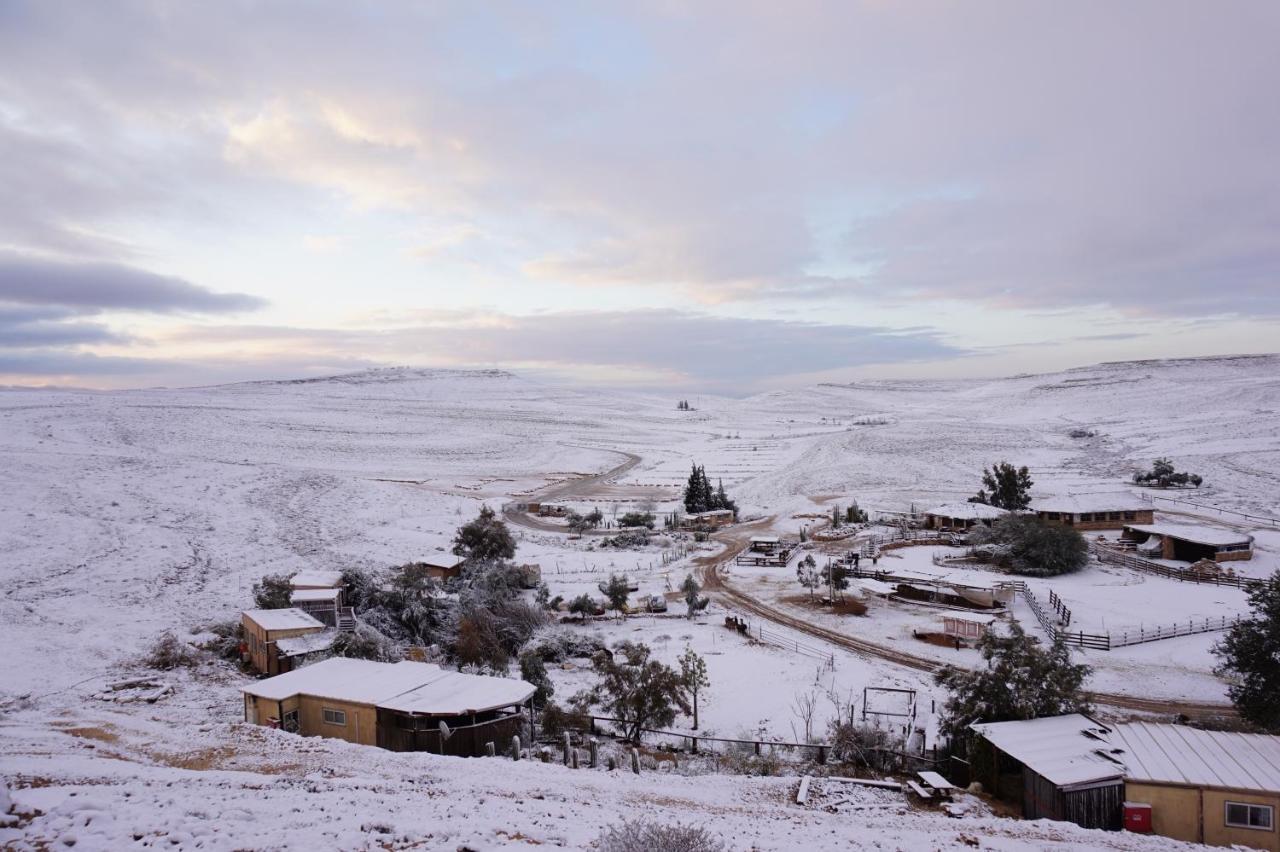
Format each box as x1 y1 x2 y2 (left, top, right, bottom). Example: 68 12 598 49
697 534 1236 722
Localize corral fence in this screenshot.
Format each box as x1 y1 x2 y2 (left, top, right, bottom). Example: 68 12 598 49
1138 492 1280 529
724 615 836 667
574 715 942 773
1090 541 1260 591
1001 579 1240 651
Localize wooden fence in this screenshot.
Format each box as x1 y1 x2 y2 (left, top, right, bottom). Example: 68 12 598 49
1003 579 1239 650
1138 492 1280 529
1090 541 1260 591
577 715 942 772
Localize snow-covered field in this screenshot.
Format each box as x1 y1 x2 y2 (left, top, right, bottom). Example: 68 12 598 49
3 355 1279 849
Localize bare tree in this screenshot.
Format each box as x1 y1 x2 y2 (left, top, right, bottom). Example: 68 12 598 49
791 688 820 742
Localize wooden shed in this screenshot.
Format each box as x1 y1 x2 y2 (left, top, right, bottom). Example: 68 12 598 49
1121 523 1254 562
923 503 1007 531
969 714 1125 831
240 658 535 757
241 608 327 676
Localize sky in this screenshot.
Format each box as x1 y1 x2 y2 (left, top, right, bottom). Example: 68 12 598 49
1 1 1278 393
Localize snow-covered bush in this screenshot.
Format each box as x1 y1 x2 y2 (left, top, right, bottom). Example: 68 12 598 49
196 620 243 662
251 573 292 609
142 632 201 670
330 624 397 662
598 818 724 852
522 627 608 663
827 719 901 774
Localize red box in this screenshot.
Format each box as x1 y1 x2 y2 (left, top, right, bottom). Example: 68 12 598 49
1124 802 1153 833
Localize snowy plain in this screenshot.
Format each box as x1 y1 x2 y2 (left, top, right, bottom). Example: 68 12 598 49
2 355 1279 849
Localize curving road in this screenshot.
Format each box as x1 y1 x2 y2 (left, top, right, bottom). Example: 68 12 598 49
697 529 1236 722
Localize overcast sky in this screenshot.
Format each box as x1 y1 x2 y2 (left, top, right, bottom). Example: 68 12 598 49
1 1 1277 392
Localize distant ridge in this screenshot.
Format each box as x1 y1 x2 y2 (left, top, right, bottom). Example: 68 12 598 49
225 366 519 389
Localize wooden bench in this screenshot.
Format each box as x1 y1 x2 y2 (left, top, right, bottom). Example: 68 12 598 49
905 780 933 799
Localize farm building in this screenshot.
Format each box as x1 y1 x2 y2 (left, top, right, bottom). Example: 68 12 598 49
923 503 1007 530
749 535 781 553
1030 494 1153 530
1121 523 1254 562
417 553 467 581
289 570 344 591
682 509 735 529
240 658 536 757
969 714 1129 831
941 612 1000 644
971 714 1280 849
241 608 329 676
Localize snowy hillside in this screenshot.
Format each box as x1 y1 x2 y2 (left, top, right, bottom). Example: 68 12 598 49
2 355 1278 850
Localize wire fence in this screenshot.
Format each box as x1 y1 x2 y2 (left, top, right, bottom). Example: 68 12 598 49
1138 492 1280 529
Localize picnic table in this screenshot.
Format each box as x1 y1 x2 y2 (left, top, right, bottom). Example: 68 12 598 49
916 771 958 799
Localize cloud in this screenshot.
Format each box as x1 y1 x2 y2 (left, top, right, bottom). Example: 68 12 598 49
143 308 965 391
0 253 265 313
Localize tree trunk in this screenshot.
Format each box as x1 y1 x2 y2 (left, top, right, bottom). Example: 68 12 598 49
693 690 699 730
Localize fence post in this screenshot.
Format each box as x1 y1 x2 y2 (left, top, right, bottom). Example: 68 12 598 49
818 745 827 765
511 735 521 761
630 748 641 775
485 741 496 758
563 733 572 765
589 739 599 768
691 736 699 755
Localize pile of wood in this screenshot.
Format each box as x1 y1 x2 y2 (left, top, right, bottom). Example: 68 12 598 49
92 678 173 704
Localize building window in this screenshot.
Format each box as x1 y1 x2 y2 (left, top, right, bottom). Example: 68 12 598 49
322 708 347 726
282 709 299 733
1123 511 1136 520
1080 513 1093 522
1225 802 1273 830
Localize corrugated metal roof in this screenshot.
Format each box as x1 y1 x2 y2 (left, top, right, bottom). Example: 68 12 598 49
926 503 1008 520
242 608 325 632
1029 493 1149 514
1112 722 1280 792
972 715 1280 794
970 714 1124 787
1124 523 1252 547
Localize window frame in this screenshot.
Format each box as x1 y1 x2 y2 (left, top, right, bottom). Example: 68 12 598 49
1224 801 1274 831
322 707 348 726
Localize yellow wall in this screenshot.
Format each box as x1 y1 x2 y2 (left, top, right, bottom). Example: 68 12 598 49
297 696 379 747
1125 782 1280 851
240 613 324 675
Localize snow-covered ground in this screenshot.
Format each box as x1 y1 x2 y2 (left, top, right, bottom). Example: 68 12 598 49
3 356 1279 849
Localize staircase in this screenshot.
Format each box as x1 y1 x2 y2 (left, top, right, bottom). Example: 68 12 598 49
336 606 357 633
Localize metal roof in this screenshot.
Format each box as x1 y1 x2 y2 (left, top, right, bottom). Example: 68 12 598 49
972 715 1280 794
925 502 1008 520
1029 493 1149 514
1124 523 1253 548
242 608 325 632
1112 722 1280 792
241 658 534 715
970 714 1124 788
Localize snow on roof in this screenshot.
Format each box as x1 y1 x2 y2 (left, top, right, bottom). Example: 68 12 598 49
380 670 536 716
924 503 1008 520
1029 493 1149 514
1112 722 1280 792
1124 523 1253 547
750 535 780 543
290 571 344 589
970 714 1124 788
857 579 898 596
973 714 1280 794
242 608 325 632
240 658 535 714
942 612 1001 625
290 588 339 603
275 630 338 657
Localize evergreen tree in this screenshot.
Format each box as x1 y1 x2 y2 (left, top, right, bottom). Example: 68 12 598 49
251 573 293 609
1214 572 1280 731
568 593 597 620
583 641 690 743
519 650 554 707
452 505 517 562
796 555 820 598
935 622 1091 744
678 646 710 730
969 462 1034 510
679 573 707 617
602 573 630 612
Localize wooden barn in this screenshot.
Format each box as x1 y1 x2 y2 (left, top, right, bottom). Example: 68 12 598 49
682 509 735 530
971 714 1280 849
241 608 328 676
1030 494 1153 530
241 658 535 757
1122 523 1254 562
969 714 1125 831
923 503 1007 531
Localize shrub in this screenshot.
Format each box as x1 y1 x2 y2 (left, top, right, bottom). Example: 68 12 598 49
601 531 650 549
197 620 244 662
1000 515 1088 576
143 632 201 670
331 625 397 662
452 505 516 562
598 819 724 852
827 720 901 774
617 511 655 529
251 573 293 609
